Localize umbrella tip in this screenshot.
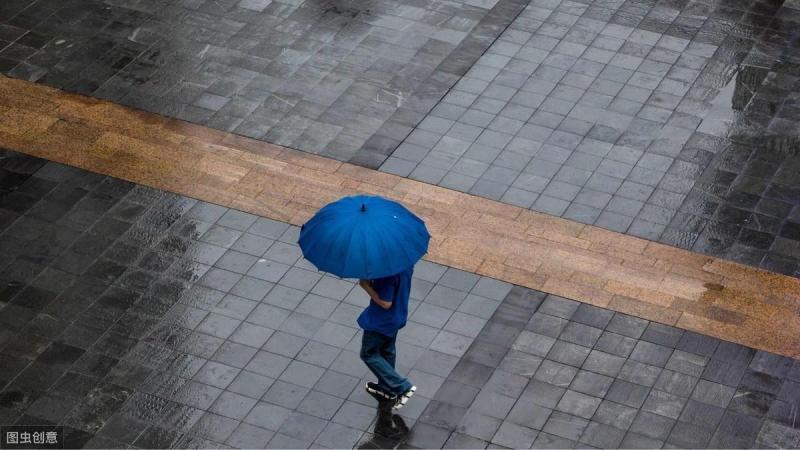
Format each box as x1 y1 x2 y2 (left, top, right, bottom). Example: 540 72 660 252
360 203 366 212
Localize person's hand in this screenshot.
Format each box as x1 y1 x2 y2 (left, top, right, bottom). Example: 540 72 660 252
372 297 393 309
359 279 392 309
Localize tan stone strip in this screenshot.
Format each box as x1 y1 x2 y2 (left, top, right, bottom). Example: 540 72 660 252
2 75 799 358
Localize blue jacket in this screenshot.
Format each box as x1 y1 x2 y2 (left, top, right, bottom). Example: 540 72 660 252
357 267 413 337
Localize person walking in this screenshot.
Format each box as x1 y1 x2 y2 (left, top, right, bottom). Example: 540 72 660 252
298 195 429 411
358 268 416 409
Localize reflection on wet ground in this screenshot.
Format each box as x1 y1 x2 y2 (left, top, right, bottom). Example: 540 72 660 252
0 150 491 448
378 0 800 276
0 151 798 449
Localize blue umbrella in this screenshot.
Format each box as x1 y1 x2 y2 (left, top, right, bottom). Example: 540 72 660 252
298 195 430 279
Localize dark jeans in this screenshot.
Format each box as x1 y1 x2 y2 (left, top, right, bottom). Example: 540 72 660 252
360 330 413 396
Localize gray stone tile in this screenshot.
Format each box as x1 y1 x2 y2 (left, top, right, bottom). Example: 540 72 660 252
512 331 556 357
228 370 275 400
691 380 736 408
676 331 720 357
547 341 591 367
535 360 579 388
444 432 489 449
506 400 552 429
471 390 517 420
314 422 364 449
227 423 274 448
629 340 674 367
679 399 725 430
555 390 602 419
542 411 589 441
665 350 707 377
619 431 663 449
641 389 687 419
380 157 417 177
278 411 328 442
654 369 698 398
618 360 662 387
629 410 675 441
559 322 602 348
563 203 602 224
521 380 567 410
471 278 513 301
491 421 538 448
667 420 713 448
426 284 470 309
532 431 576 449
595 331 637 358
538 296 580 319
580 421 626 448
641 322 684 347
483 370 529 398
407 423 450 448
755 420 800 449
266 432 309 449
498 350 543 378
194 360 241 389
313 370 360 399
430 330 473 358
606 379 650 408
592 399 638 430
278 360 325 388
296 391 345 421
708 410 762 449
570 370 614 398
245 351 292 379
262 380 310 410
458 410 503 442
526 313 569 338
582 350 626 377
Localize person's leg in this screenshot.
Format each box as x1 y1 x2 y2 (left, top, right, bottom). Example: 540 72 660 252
360 331 412 396
380 334 397 368
380 334 412 395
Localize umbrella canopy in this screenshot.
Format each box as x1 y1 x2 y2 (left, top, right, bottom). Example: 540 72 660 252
298 195 430 279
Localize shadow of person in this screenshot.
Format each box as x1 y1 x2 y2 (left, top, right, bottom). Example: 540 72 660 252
357 397 410 449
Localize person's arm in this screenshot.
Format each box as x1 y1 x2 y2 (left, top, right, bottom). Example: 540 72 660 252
359 280 393 309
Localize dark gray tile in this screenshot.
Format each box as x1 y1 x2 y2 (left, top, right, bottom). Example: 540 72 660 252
629 340 674 367
570 370 614 398
542 411 589 442
457 410 503 442
593 399 638 430
708 410 763 449
667 420 713 448
580 421 626 448
629 410 675 441
582 350 626 377
559 322 602 348
555 390 602 419
606 379 650 408
618 360 662 387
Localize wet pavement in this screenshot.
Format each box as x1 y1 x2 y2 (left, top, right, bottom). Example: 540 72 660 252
0 150 798 449
2 0 800 276
378 0 800 276
0 0 523 163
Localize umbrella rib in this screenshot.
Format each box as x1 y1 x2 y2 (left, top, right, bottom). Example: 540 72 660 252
330 215 359 277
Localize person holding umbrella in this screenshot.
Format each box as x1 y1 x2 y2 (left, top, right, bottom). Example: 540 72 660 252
299 195 430 410
357 267 416 408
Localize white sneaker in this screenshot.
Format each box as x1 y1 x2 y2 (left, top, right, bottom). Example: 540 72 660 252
392 385 416 410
